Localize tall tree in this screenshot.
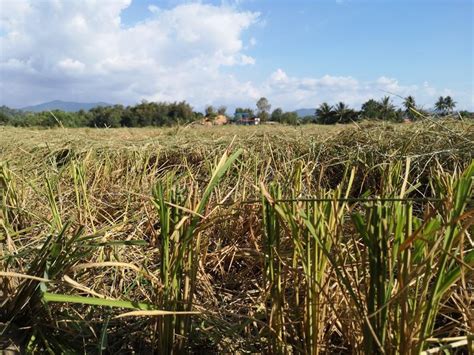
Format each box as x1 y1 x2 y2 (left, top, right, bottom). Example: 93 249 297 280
403 96 416 111
403 95 417 120
435 96 446 115
443 96 456 114
315 102 333 117
168 101 194 124
334 102 358 123
205 105 217 119
271 108 283 122
380 96 396 121
316 102 336 124
334 102 348 121
217 106 227 116
256 97 271 122
361 99 382 119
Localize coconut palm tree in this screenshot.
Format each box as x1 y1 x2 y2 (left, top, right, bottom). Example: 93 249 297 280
315 102 335 124
403 96 416 111
380 96 395 120
334 102 348 122
435 96 446 115
443 96 456 114
381 96 394 110
403 95 417 120
316 102 333 117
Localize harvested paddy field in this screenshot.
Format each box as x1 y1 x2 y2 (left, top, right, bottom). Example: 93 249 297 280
1 120 473 353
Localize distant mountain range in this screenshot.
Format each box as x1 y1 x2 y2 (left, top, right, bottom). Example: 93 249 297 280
21 100 111 112
295 108 316 117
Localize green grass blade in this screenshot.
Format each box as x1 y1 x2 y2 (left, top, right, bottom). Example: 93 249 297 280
43 292 155 310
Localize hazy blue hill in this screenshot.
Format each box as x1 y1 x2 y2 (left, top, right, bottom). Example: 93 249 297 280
295 108 316 117
21 100 110 112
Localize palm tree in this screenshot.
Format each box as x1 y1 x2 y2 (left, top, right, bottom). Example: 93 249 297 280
316 102 333 117
435 96 446 115
403 95 417 120
315 102 334 124
334 102 348 122
403 96 416 111
443 96 456 114
380 96 395 120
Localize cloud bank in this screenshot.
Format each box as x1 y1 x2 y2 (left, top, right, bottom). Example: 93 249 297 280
0 0 469 110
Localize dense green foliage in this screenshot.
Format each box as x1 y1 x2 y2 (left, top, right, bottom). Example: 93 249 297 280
0 101 196 128
0 95 471 128
269 107 299 124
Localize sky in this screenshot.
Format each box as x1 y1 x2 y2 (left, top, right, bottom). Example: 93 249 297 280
0 0 472 111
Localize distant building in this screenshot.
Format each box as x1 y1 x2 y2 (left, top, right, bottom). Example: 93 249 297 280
234 112 260 125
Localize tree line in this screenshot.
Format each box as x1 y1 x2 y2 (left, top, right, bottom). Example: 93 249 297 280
0 95 470 128
313 95 463 124
0 101 197 128
237 95 469 125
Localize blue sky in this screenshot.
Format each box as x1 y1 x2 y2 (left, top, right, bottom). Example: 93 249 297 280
0 0 472 110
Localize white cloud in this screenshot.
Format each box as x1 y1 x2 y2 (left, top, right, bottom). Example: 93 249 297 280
259 69 464 110
240 54 256 65
148 5 160 14
270 68 289 83
0 0 470 110
58 58 86 73
0 0 259 107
